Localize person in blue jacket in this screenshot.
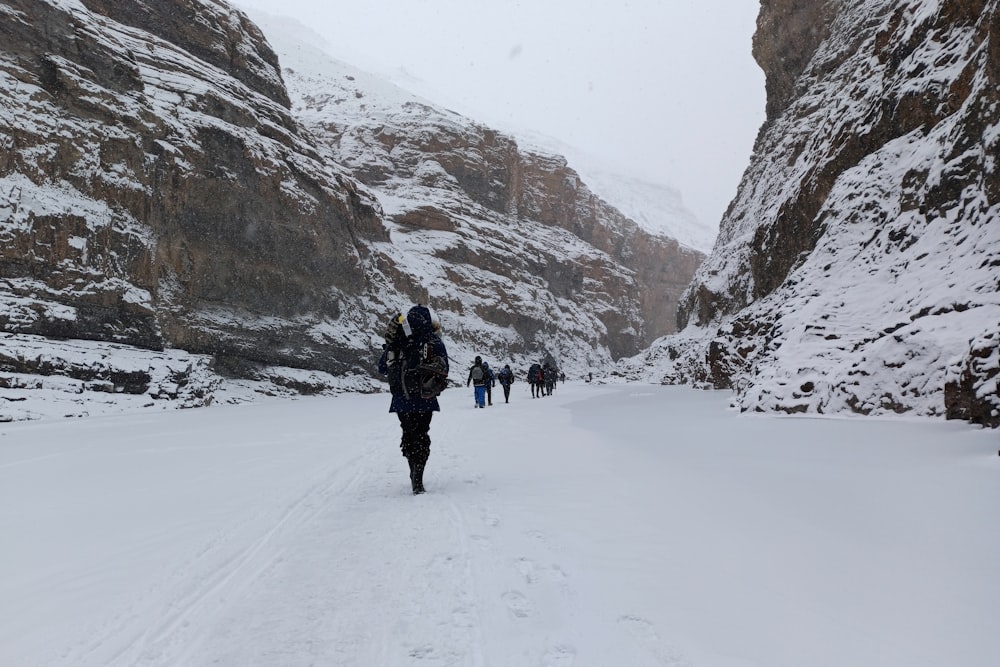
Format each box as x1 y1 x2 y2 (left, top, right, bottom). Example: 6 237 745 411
466 356 488 408
377 305 448 495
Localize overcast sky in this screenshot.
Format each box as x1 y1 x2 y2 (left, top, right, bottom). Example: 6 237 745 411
232 0 766 229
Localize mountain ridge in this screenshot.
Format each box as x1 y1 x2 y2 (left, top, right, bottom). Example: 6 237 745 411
0 0 703 419
617 0 1000 427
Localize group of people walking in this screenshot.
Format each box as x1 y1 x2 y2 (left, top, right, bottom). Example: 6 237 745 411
466 356 516 407
526 361 560 398
468 357 562 405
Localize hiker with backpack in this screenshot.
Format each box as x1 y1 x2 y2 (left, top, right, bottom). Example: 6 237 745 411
527 362 541 398
497 364 515 403
377 304 450 495
544 364 557 396
467 356 489 408
481 359 496 406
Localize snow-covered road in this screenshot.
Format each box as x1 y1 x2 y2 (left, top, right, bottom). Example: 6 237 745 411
1 383 997 666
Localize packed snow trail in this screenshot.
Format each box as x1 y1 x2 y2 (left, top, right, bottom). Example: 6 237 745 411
1 383 997 666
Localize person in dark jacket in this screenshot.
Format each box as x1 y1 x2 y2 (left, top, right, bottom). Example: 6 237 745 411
497 364 515 403
544 364 557 396
481 360 496 406
377 305 449 495
528 362 542 398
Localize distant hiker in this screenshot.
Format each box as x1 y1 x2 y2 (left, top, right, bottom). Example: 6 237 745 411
481 359 496 406
467 355 488 408
497 364 515 403
528 362 542 398
543 363 556 396
378 305 449 495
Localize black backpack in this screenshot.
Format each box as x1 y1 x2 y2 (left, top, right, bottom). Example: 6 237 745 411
407 337 449 399
386 334 448 400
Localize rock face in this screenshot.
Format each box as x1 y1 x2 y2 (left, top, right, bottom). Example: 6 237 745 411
945 331 1000 428
0 0 702 409
0 0 386 376
621 0 1000 425
266 18 704 369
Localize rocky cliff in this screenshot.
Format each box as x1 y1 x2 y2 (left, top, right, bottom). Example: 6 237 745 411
1 0 385 374
0 0 702 417
619 0 1000 426
261 17 703 367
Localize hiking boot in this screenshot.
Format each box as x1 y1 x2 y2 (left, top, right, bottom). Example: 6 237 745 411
410 463 425 495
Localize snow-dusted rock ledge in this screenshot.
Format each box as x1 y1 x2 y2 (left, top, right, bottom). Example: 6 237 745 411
0 334 381 422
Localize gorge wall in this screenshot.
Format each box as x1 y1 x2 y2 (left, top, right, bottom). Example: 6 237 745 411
264 18 704 368
619 0 999 426
0 0 702 417
0 0 385 377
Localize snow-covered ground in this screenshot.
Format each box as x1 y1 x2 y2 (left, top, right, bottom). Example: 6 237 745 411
1 383 997 667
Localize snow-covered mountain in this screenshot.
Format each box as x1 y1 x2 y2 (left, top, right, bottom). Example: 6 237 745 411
0 0 703 419
489 129 717 253
618 0 1000 426
255 12 704 365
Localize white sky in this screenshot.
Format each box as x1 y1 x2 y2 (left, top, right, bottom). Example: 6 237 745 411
231 0 766 229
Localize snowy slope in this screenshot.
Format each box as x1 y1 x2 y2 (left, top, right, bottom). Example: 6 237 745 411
250 11 713 252
618 0 1000 425
506 131 717 252
1 0 704 418
2 384 997 666
247 10 705 370
560 161 715 253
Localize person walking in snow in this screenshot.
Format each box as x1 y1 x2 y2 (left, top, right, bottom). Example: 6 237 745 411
467 355 488 408
377 305 449 495
497 364 515 403
528 362 542 398
544 364 557 395
481 359 496 406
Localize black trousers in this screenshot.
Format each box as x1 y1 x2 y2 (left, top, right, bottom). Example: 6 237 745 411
397 412 433 464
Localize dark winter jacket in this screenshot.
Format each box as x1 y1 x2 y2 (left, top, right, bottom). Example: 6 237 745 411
497 367 514 386
377 305 448 413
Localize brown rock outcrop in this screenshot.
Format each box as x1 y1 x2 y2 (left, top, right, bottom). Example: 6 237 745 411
1 0 705 402
1 0 385 374
662 0 1000 424
281 31 705 366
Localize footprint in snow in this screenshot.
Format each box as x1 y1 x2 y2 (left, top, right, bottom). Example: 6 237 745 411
501 590 534 618
515 557 538 583
543 644 577 666
408 644 436 659
617 615 690 666
516 557 568 585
